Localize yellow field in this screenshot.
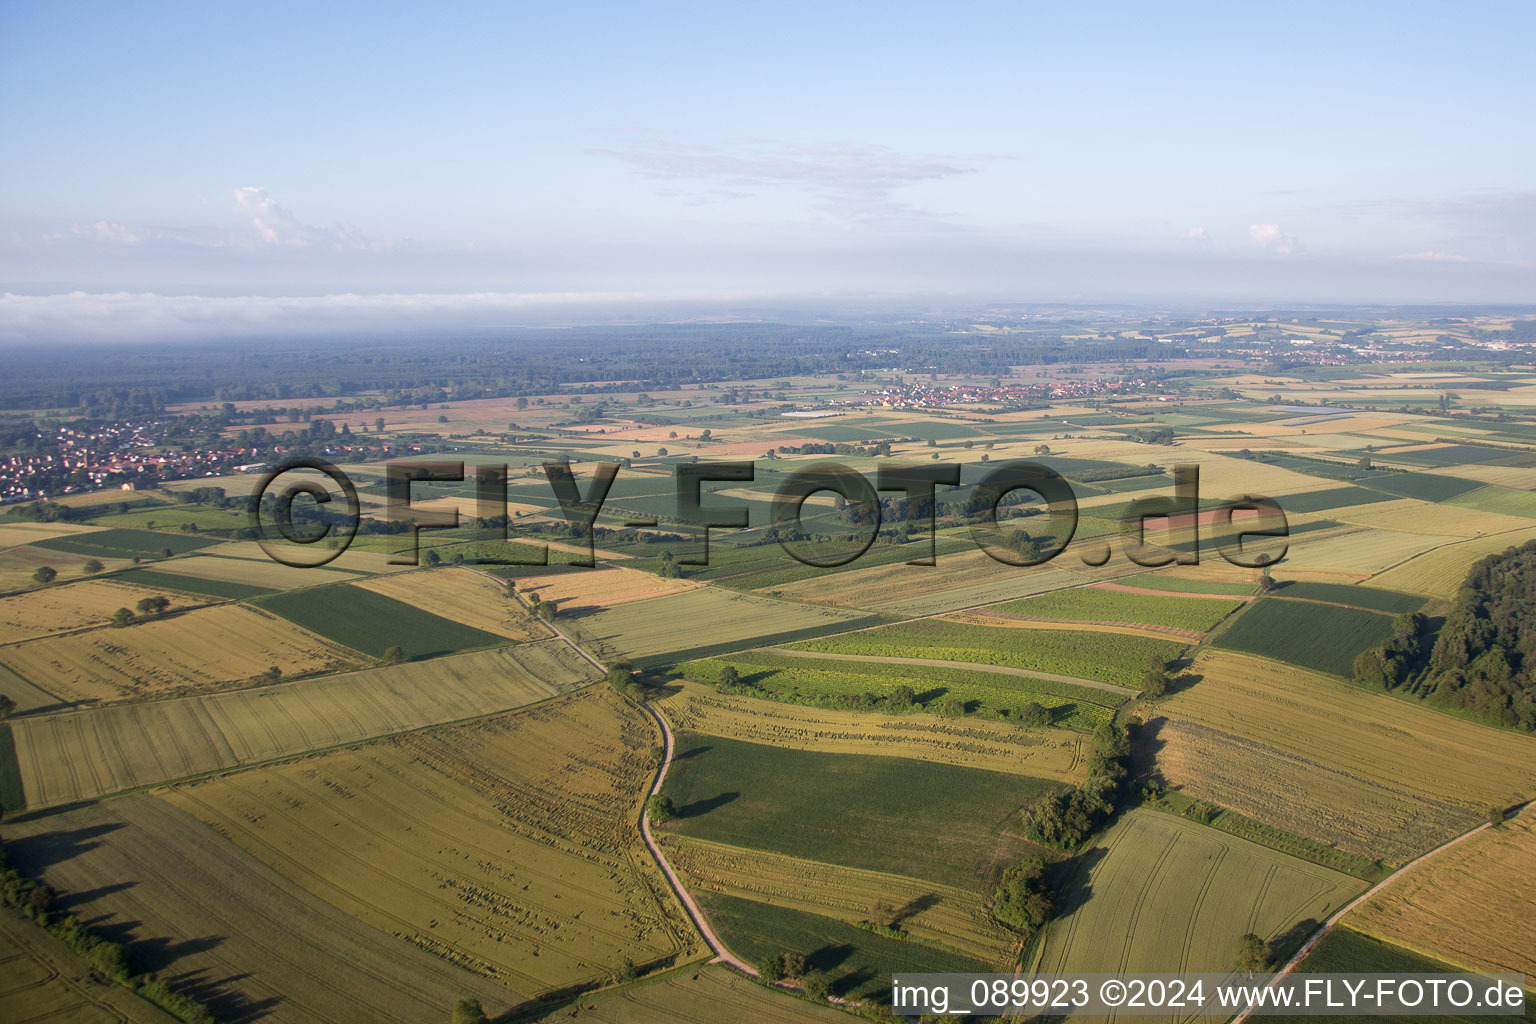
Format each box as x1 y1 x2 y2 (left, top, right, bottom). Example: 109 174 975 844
0 578 168 644
656 680 1086 780
761 551 1093 615
1370 525 1536 598
1276 526 1459 579
0 522 103 547
569 587 866 661
1330 498 1534 538
522 964 846 1024
0 543 133 591
0 603 364 704
144 552 368 590
10 640 594 808
1156 650 1536 862
161 687 699 997
660 835 1018 966
354 566 548 640
1347 808 1536 979
514 564 700 610
1435 462 1536 489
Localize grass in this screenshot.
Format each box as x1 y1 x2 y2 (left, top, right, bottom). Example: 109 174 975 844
7 642 593 809
1034 810 1366 975
107 566 274 600
253 582 509 660
162 688 699 998
1213 597 1394 677
658 679 1087 779
995 585 1243 633
1270 580 1424 614
30 528 219 558
788 619 1186 689
696 891 990 1003
1158 649 1536 863
659 732 1056 889
680 651 1119 729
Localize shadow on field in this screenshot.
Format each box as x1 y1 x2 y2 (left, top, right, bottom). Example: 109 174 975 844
1131 717 1168 780
1045 846 1108 921
672 743 710 761
1269 917 1320 966
4 821 124 869
678 791 738 818
163 965 283 1023
891 892 941 927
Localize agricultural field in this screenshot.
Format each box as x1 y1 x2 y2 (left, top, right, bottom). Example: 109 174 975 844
0 542 134 591
1271 525 1459 580
30 527 218 559
113 550 368 591
995 584 1244 635
354 566 548 640
1370 525 1536 598
1155 650 1536 863
254 582 508 660
508 563 700 609
522 964 848 1024
1444 483 1536 518
1346 807 1536 979
788 619 1186 690
0 522 104 548
1269 580 1423 613
696 891 990 1004
162 688 700 997
1113 572 1258 596
0 906 181 1024
0 603 365 705
0 578 171 644
1212 597 1393 677
3 794 516 1021
658 678 1086 777
658 733 1053 889
566 586 874 665
1033 811 1366 976
680 651 1123 729
105 565 274 599
6 640 593 809
659 835 1018 966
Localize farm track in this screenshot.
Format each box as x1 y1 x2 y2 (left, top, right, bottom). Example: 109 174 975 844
760 647 1140 698
1229 803 1532 1024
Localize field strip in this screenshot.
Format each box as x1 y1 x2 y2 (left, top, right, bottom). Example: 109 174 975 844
1230 803 1532 1023
1094 581 1257 602
760 647 1139 698
954 608 1207 640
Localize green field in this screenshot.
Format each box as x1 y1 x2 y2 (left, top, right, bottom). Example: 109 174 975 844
253 583 508 660
696 891 990 1002
108 566 274 600
31 528 219 558
682 651 1119 728
1271 580 1424 614
1213 598 1394 677
1116 573 1258 596
996 586 1243 633
661 733 1054 888
788 620 1186 689
1367 470 1484 501
1445 484 1536 519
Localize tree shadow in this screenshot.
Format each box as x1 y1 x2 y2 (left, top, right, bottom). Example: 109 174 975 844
677 791 738 818
1045 845 1108 920
890 892 941 928
1268 917 1320 966
5 821 125 871
671 744 710 761
806 943 856 975
160 965 284 1024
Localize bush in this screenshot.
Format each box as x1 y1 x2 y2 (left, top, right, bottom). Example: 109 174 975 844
647 794 676 822
451 998 491 1024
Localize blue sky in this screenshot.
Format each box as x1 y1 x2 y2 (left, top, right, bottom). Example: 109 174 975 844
2 1 1533 339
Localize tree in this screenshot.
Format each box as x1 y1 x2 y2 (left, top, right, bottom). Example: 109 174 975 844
111 607 133 627
1017 702 1050 728
82 558 104 574
647 794 676 822
383 646 404 665
717 665 740 687
32 566 56 585
657 447 668 457
1488 805 1506 827
802 969 831 1001
135 595 170 617
375 416 386 432
451 998 491 1024
620 957 641 981
992 855 1052 936
0 694 15 720
424 549 441 566
1234 932 1269 973
1141 656 1172 699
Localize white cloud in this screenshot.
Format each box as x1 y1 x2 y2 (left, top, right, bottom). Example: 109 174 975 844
1249 223 1301 255
1180 226 1210 245
42 221 141 245
231 187 389 250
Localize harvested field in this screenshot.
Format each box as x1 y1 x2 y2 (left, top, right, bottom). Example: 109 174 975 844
510 564 699 610
123 552 365 590
1371 526 1536 599
1212 597 1393 676
659 733 1052 889
163 688 699 996
521 964 847 1024
107 566 273 600
660 835 1017 966
31 528 217 559
656 679 1087 779
0 544 133 591
0 604 365 705
994 585 1243 634
0 905 180 1024
0 523 104 548
1035 811 1366 978
1275 527 1458 577
3 794 516 1022
789 619 1186 690
569 586 871 663
9 641 593 809
1347 807 1536 978
254 583 508 660
354 567 548 640
1155 651 1536 862
0 578 171 644
1333 498 1532 537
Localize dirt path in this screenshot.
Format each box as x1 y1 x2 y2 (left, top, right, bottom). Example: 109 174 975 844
1230 803 1530 1024
762 647 1140 699
1094 581 1256 602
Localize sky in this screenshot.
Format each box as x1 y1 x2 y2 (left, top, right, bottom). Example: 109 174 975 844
2 1 1534 341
